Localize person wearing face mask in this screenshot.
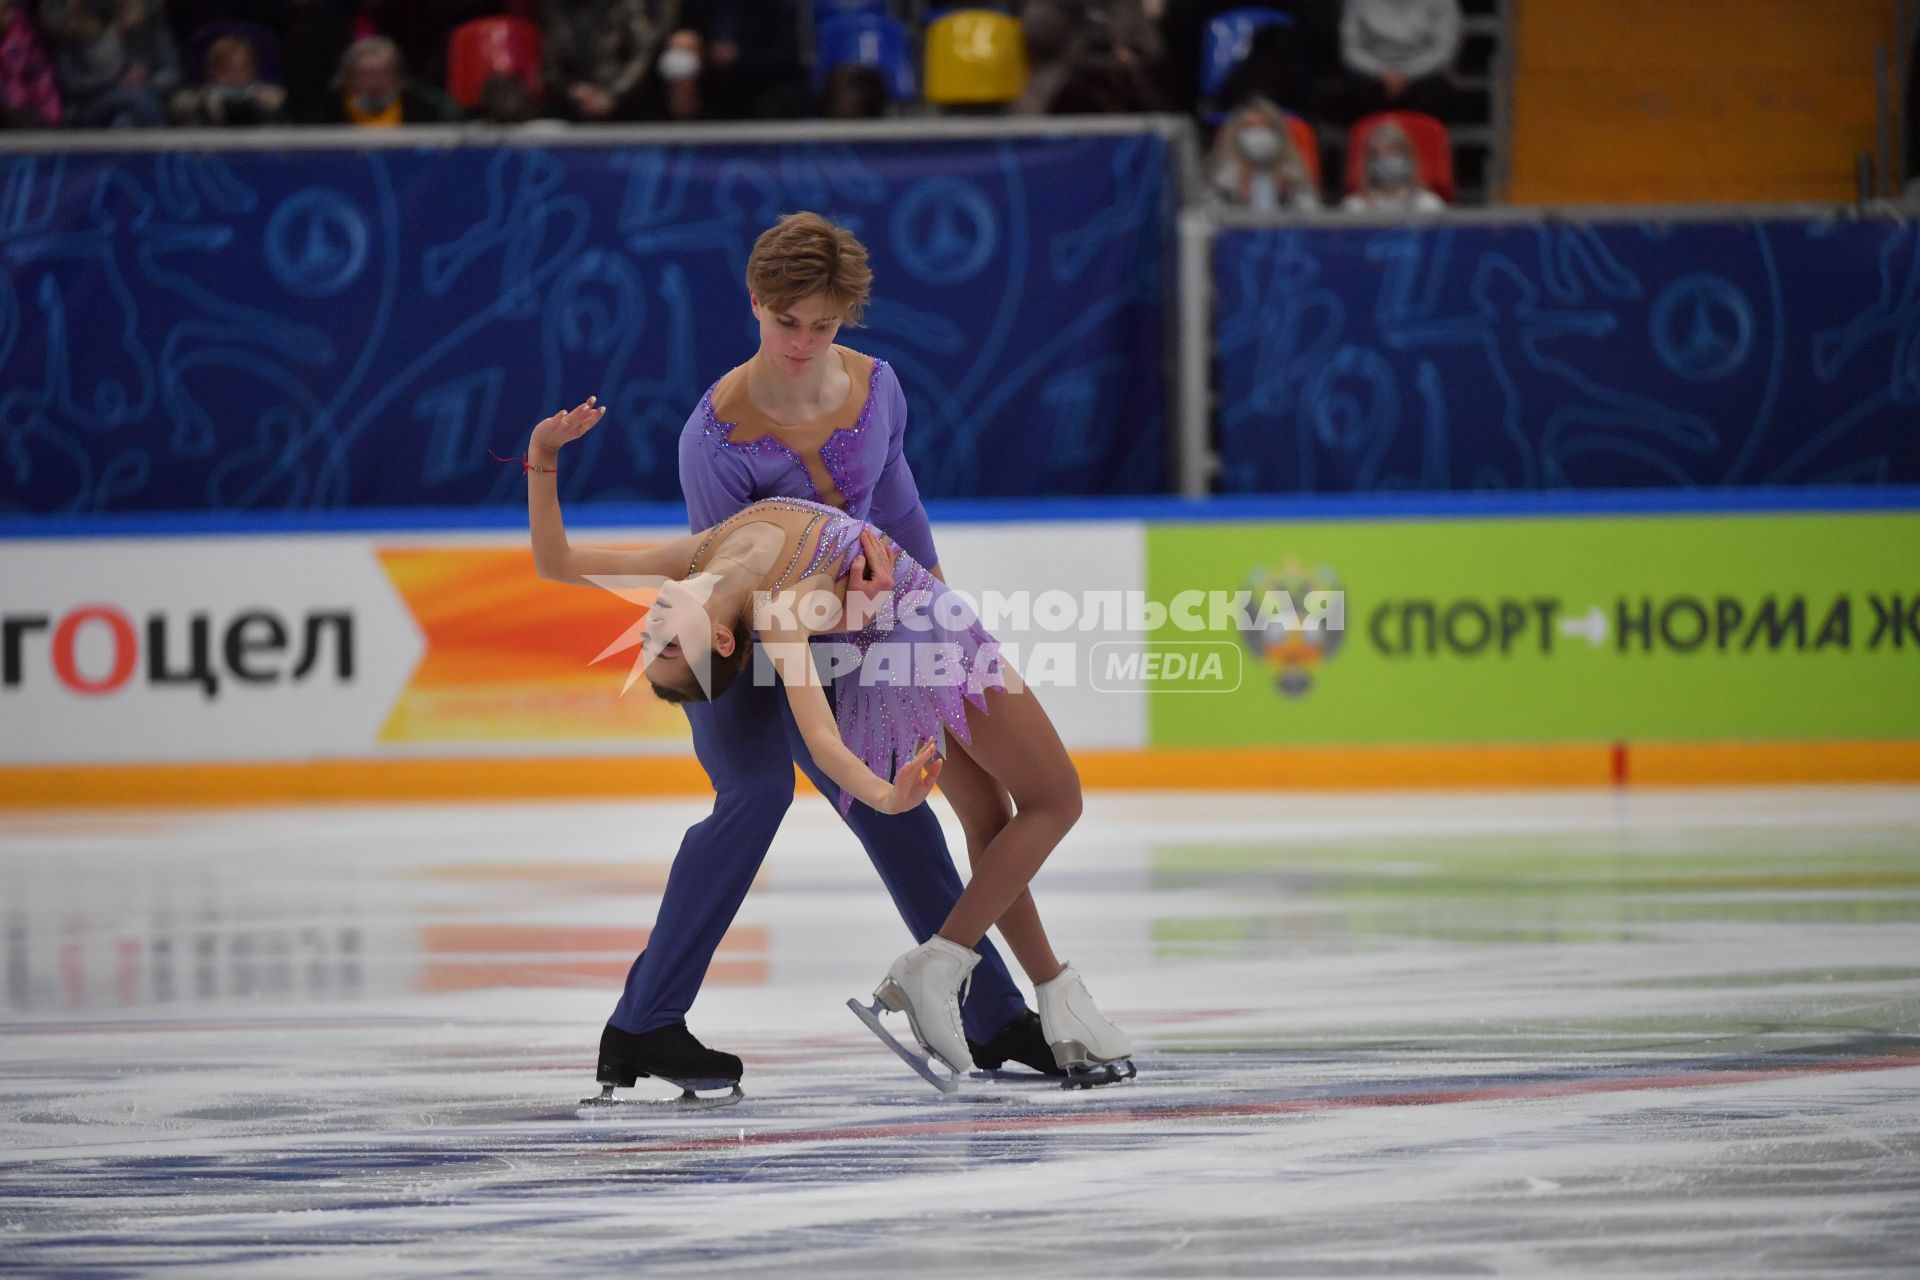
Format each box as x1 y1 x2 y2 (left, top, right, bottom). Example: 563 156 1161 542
320 34 458 127
1342 119 1444 211
1207 97 1321 212
670 0 806 119
620 27 712 122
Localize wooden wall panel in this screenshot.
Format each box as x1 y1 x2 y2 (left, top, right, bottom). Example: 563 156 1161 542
1510 0 1897 203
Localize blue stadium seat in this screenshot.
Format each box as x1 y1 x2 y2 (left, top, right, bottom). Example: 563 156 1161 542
813 14 916 102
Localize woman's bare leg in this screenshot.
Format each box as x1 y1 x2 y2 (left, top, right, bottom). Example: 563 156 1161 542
932 732 1063 985
930 679 1083 951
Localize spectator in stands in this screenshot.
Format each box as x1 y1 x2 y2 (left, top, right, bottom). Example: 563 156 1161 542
172 30 283 124
1341 117 1443 211
40 0 180 127
819 63 886 119
1207 96 1319 211
621 25 714 122
1018 1 1163 115
1048 41 1164 114
670 0 807 119
1054 0 1164 76
321 34 458 126
1330 0 1459 122
544 0 663 122
1 0 63 126
1015 1 1074 115
475 69 537 123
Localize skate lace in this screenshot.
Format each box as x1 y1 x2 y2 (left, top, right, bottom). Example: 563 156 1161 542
946 968 973 1043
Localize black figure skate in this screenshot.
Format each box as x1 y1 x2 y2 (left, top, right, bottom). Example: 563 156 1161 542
579 1022 744 1111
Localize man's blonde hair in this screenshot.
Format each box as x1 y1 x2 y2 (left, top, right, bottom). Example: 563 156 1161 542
745 212 873 326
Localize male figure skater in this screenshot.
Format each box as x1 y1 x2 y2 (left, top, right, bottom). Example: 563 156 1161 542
588 213 1060 1097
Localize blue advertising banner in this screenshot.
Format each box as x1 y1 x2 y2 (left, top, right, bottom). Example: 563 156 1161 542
0 132 1170 516
1213 219 1920 493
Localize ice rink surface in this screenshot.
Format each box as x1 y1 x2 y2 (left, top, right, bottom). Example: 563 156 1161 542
3 786 1917 1277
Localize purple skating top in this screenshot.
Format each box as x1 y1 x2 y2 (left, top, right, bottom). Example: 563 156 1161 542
676 346 938 571
711 496 1003 816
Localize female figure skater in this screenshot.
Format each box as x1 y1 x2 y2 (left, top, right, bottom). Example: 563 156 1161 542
524 399 1135 1083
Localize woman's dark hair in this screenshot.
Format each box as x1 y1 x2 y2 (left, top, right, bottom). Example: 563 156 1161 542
647 618 754 704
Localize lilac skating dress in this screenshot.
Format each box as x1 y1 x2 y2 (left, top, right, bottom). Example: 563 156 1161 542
730 496 1008 815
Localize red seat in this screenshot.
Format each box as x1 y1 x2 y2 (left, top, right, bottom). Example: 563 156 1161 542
1345 111 1454 203
1284 112 1322 187
446 16 544 111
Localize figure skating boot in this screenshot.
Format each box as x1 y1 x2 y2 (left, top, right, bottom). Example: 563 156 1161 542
969 1010 1067 1078
580 1021 743 1110
851 935 980 1092
1034 964 1137 1088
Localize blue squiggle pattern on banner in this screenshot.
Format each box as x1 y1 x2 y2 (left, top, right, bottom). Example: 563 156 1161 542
1213 220 1920 492
0 136 1168 516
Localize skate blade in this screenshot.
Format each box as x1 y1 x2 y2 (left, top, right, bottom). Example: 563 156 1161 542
847 997 961 1094
577 1082 743 1113
966 1068 1069 1084
1061 1058 1137 1090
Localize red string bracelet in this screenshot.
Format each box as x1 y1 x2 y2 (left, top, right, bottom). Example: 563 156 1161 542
488 449 556 475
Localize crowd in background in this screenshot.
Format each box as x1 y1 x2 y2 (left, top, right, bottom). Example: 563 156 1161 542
0 1 1470 210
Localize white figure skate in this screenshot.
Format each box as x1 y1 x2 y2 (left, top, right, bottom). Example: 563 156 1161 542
1035 964 1137 1089
851 935 980 1092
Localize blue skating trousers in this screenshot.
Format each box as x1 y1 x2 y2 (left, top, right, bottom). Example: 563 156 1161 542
610 666 1032 1043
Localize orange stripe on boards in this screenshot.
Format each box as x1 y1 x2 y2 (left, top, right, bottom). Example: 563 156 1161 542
1071 745 1614 790
0 756 717 808
1632 741 1920 786
2 743 1918 809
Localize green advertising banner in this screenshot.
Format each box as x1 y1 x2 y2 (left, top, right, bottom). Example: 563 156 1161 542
1145 513 1920 746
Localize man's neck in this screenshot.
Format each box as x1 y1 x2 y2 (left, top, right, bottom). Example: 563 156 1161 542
746 346 842 420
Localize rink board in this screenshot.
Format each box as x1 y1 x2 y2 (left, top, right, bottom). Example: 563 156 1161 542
1 508 1916 802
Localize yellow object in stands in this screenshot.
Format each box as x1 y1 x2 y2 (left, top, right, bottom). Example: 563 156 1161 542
924 9 1028 105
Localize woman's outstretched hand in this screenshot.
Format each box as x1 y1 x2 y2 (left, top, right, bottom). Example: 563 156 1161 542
883 739 943 813
529 396 606 456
